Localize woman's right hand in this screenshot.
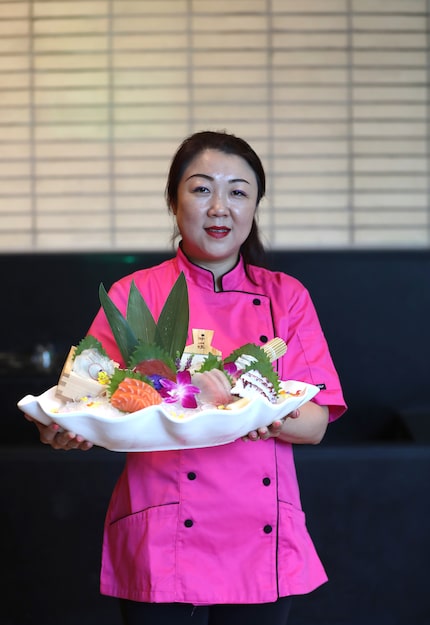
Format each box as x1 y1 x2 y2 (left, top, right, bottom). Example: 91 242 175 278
25 415 93 451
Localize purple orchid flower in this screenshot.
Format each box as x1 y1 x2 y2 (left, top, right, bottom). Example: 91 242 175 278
145 374 164 390
223 361 239 376
159 370 201 409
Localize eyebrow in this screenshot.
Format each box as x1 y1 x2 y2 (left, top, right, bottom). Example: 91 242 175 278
185 173 250 185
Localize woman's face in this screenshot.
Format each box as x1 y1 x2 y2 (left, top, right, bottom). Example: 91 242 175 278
173 149 258 277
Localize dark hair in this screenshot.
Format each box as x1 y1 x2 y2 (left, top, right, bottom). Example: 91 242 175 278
166 130 267 268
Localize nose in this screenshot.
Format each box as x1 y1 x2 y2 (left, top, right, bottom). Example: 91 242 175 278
208 192 228 216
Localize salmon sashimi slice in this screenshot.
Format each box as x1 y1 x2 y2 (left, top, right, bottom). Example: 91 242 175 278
111 377 162 413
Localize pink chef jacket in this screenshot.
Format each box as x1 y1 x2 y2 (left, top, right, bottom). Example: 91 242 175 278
88 247 347 605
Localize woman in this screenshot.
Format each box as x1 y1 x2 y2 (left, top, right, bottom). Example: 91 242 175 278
30 131 346 625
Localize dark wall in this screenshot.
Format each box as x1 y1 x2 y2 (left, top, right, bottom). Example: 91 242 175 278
2 249 429 444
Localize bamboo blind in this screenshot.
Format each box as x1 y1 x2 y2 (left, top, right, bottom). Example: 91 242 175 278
0 0 429 252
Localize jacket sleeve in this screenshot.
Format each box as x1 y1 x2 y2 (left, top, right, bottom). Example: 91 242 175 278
274 276 347 421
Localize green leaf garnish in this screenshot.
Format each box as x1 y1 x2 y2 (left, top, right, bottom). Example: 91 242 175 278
223 343 281 393
154 272 189 361
74 335 108 359
107 367 153 397
98 272 189 368
245 360 282 395
126 281 157 345
224 343 271 366
99 283 137 364
196 353 222 373
128 342 176 372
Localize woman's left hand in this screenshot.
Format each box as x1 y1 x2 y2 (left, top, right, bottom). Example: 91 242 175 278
243 409 300 442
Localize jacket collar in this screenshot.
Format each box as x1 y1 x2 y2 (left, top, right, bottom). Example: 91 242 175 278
176 245 248 292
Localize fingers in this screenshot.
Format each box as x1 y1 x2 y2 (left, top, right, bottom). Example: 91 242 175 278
242 429 259 442
33 421 93 451
38 423 61 445
241 408 301 442
50 429 93 451
47 429 78 450
243 420 284 442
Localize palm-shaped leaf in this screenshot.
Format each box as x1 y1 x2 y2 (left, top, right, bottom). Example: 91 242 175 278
126 280 157 345
155 272 189 360
99 283 137 365
99 272 189 366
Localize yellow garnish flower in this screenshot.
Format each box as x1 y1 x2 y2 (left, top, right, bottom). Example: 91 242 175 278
97 371 110 385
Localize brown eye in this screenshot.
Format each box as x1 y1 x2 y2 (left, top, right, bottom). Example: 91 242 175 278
193 185 209 194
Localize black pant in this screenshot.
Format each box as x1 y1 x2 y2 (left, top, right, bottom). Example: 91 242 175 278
119 597 292 625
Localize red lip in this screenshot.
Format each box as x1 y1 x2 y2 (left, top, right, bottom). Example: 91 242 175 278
205 226 230 239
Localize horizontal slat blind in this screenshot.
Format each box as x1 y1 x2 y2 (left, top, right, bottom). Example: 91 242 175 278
0 0 428 252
